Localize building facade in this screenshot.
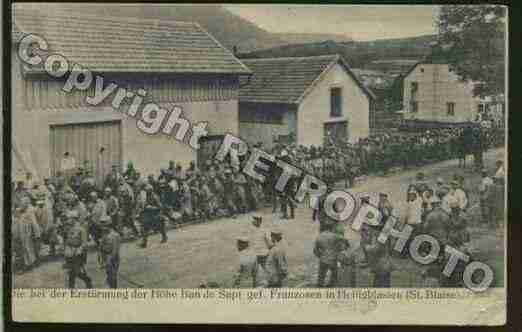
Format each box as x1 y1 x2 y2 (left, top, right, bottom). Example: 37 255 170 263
12 9 251 183
402 62 481 123
238 55 374 149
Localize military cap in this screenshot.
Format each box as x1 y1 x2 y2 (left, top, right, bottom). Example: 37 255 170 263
236 236 249 244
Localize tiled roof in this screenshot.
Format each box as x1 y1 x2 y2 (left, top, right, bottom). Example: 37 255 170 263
12 9 251 75
239 54 374 104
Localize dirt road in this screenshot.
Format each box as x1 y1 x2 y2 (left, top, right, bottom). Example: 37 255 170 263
13 149 505 288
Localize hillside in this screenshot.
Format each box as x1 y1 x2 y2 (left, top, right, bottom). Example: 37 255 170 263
17 4 437 72
239 34 437 71
275 32 353 44
20 4 356 53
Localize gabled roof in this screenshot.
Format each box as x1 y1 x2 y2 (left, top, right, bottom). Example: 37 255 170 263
239 54 375 104
12 8 251 75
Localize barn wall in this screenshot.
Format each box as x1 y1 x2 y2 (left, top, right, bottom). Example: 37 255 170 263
11 48 239 180
403 63 480 123
297 63 370 146
238 102 295 149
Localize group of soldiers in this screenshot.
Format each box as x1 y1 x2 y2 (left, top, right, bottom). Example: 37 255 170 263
11 155 274 287
11 123 504 289
266 126 503 189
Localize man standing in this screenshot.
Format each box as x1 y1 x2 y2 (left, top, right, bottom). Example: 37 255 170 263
314 221 343 287
12 197 41 272
423 196 451 248
63 210 92 289
87 191 107 246
250 215 272 263
104 187 120 234
363 222 393 288
479 169 494 228
99 215 121 288
118 179 138 239
265 229 288 288
137 184 167 248
34 193 58 258
60 151 77 182
232 237 258 288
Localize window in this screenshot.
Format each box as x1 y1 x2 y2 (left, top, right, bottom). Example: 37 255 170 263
410 100 418 113
330 87 342 117
420 68 424 73
411 82 418 93
447 102 455 116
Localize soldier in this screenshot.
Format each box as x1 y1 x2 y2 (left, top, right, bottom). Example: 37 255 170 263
122 161 139 184
479 169 494 228
118 179 139 238
249 216 272 268
232 237 258 288
104 165 122 193
87 191 107 246
78 169 96 202
165 160 177 181
377 192 393 224
363 218 393 288
222 169 238 218
423 196 451 248
63 210 92 289
12 196 41 272
69 194 88 227
314 221 343 287
98 215 121 288
34 193 58 257
137 184 167 248
265 229 288 288
69 167 84 194
104 187 120 233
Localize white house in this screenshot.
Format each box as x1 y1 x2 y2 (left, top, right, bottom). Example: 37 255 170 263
11 8 251 183
238 55 375 149
402 60 482 124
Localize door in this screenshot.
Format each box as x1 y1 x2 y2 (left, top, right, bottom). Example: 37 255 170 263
50 120 122 187
324 121 348 145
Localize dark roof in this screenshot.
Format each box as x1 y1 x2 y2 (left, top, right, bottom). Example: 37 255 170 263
239 54 374 104
12 9 251 75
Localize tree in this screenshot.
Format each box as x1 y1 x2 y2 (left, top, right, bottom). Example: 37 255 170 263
437 5 506 97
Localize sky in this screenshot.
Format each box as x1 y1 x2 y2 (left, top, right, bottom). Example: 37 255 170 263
224 5 439 41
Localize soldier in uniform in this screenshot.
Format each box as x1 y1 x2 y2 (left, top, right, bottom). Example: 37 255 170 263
137 184 167 248
232 237 258 288
63 210 92 289
265 229 288 288
69 167 84 194
98 215 121 288
87 191 107 246
104 187 120 233
363 218 394 288
222 169 238 218
479 169 494 228
118 178 138 238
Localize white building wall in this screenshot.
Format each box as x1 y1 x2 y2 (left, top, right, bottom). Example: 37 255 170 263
297 63 370 146
403 63 480 123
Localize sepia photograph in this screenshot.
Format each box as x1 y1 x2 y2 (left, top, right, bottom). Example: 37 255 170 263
8 3 507 325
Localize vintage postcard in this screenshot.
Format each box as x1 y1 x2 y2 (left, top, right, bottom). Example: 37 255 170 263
8 3 507 325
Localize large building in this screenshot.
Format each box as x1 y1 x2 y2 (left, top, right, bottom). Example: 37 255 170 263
238 55 374 149
11 9 251 183
401 58 482 124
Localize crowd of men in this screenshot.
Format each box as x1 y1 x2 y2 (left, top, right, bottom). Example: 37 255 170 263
266 126 503 188
11 125 504 289
232 161 505 289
